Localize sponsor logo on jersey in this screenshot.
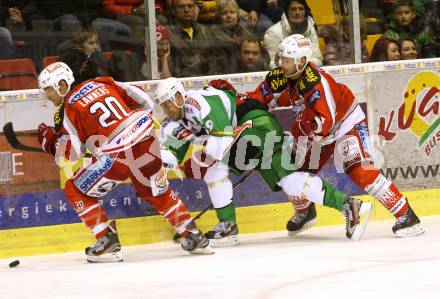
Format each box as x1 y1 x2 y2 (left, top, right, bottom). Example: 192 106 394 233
260 83 271 97
74 155 115 193
306 90 320 106
115 115 151 145
267 68 288 93
68 82 101 103
356 121 372 157
304 66 319 83
298 66 321 94
186 97 201 110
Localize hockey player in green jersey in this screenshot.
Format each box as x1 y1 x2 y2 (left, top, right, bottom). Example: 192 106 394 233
154 77 373 246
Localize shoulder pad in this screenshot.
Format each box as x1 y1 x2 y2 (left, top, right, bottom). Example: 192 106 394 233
265 67 288 93
297 65 321 94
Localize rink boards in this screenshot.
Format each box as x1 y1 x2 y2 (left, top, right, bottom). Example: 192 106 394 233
1 59 440 258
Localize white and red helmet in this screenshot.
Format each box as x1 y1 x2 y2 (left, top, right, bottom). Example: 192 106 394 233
38 62 75 97
277 34 312 73
153 77 186 106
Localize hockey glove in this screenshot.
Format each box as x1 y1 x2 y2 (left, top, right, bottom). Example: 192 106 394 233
37 123 58 155
208 79 237 93
291 107 322 140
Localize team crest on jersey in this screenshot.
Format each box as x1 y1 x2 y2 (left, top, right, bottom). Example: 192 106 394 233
204 120 214 132
298 66 321 94
68 82 102 103
306 90 321 106
291 98 306 118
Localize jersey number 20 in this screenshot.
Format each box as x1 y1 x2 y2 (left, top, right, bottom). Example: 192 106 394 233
90 96 130 127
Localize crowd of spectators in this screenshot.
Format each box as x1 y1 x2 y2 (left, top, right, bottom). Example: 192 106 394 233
1 0 440 91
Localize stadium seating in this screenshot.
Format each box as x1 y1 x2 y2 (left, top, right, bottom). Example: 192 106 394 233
0 58 38 91
43 56 59 67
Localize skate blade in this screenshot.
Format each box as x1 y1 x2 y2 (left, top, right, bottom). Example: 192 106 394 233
287 218 318 237
188 245 215 255
87 251 124 263
394 223 426 238
350 202 373 242
208 235 240 247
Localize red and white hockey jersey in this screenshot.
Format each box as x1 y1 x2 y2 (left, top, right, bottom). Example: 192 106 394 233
60 77 154 160
247 63 365 139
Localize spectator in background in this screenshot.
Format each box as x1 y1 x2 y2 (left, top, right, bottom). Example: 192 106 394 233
425 1 440 56
381 0 434 18
1 1 34 29
264 0 322 68
237 0 283 34
101 0 145 38
29 0 82 31
319 16 369 66
0 26 14 59
211 0 257 73
399 37 419 59
58 27 143 82
195 1 217 23
369 37 401 61
141 22 171 79
234 37 269 72
167 0 221 77
382 0 434 57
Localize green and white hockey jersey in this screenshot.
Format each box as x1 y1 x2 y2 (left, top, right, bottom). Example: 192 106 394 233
161 87 238 162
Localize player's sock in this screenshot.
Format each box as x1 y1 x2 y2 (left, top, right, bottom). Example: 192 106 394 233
321 180 347 211
215 202 236 222
146 188 192 235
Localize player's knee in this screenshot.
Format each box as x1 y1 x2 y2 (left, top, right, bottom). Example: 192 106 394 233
64 179 82 198
278 172 309 197
348 166 381 188
206 176 233 209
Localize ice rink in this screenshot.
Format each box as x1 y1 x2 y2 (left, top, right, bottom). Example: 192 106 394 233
1 216 439 299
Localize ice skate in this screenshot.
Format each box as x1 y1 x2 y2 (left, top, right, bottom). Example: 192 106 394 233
181 222 214 255
392 206 425 237
343 197 373 241
287 202 317 237
205 221 239 247
85 220 123 263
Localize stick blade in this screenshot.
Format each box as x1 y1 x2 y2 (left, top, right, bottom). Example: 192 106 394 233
2 122 43 152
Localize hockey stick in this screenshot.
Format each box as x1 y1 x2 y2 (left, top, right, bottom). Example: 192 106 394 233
173 170 255 241
2 122 94 158
2 122 44 152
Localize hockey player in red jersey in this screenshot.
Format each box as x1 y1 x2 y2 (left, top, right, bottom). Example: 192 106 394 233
36 62 213 262
247 34 425 238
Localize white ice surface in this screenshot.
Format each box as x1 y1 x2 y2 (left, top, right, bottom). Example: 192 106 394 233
1 216 440 299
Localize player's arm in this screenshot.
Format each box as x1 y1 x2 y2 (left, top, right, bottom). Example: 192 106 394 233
54 112 87 162
246 67 288 108
160 119 193 164
304 84 335 137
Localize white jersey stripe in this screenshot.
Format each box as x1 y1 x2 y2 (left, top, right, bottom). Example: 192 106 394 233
320 75 337 127
63 114 85 160
78 203 101 217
